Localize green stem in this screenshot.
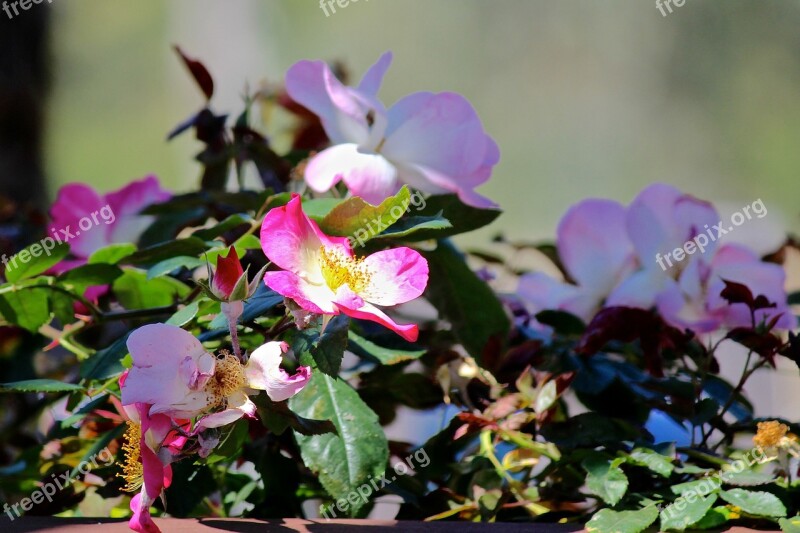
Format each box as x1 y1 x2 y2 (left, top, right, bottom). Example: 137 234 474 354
98 306 178 322
479 430 549 516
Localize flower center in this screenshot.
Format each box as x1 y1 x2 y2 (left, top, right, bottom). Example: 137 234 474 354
319 246 371 293
204 351 246 409
118 421 143 493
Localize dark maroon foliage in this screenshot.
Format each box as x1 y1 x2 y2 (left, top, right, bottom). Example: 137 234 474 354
577 306 693 377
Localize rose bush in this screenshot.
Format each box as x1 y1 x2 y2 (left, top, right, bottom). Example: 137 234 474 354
1 48 799 533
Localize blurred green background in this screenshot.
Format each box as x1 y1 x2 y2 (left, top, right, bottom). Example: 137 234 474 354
45 0 800 244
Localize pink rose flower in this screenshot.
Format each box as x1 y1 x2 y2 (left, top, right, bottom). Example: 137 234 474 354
47 176 171 306
260 194 429 341
49 175 171 261
285 52 499 208
519 183 793 333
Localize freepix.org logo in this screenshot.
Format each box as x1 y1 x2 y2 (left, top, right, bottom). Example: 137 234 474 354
1 204 115 274
2 0 55 20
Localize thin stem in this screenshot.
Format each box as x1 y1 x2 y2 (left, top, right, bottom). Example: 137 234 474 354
228 315 242 360
99 305 178 322
267 314 294 339
39 323 93 360
708 351 768 451
11 282 103 319
479 430 549 516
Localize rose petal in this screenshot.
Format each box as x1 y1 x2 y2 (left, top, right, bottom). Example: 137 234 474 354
305 144 400 204
357 51 393 96
337 301 418 342
383 92 489 176
246 341 311 402
263 270 337 314
212 246 244 299
192 391 254 431
285 59 377 145
358 247 429 306
557 198 635 293
708 244 795 330
48 183 110 258
106 175 171 245
129 492 161 533
121 324 213 418
260 194 351 279
626 183 719 265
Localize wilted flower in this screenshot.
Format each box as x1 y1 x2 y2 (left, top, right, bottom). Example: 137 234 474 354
120 324 310 425
118 380 187 533
754 420 790 449
194 341 311 430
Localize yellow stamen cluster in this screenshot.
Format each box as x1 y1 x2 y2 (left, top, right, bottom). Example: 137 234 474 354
118 421 143 492
753 420 789 448
204 351 246 409
319 246 372 293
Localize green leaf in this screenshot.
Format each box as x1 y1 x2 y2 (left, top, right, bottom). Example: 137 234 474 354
80 332 131 380
674 465 713 475
120 237 209 266
689 398 720 426
692 506 731 530
302 198 342 220
541 413 640 448
720 468 776 487
347 331 425 365
0 379 84 393
670 478 721 496
205 419 250 465
88 243 137 265
719 488 786 517
627 448 674 478
113 270 190 309
58 264 123 293
192 214 253 240
147 256 205 280
319 186 411 239
582 456 629 506
422 241 509 361
60 395 109 428
5 242 69 283
374 214 452 241
230 233 262 251
49 290 77 325
68 424 125 481
659 494 717 531
586 505 659 533
256 395 335 437
311 315 350 376
780 516 800 533
534 310 586 336
166 301 200 327
0 288 51 332
400 193 501 241
289 372 389 517
139 207 207 248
